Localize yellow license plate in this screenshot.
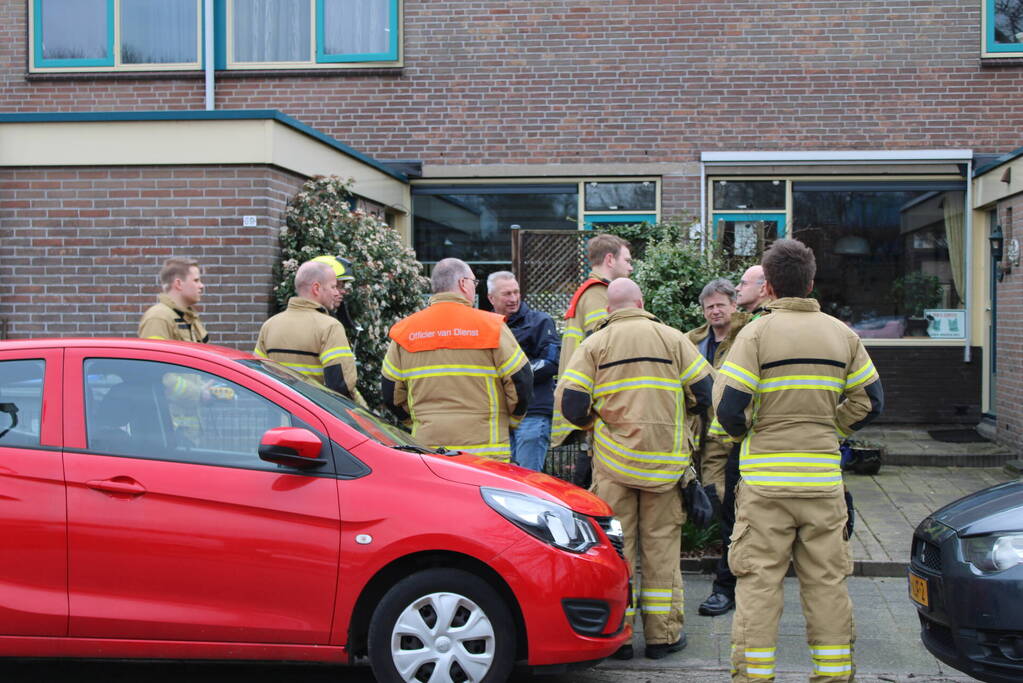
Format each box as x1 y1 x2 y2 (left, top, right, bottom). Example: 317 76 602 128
909 572 929 607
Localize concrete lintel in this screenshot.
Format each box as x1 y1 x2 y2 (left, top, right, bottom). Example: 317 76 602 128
419 162 699 179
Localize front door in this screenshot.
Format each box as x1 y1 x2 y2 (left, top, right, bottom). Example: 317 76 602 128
63 350 341 644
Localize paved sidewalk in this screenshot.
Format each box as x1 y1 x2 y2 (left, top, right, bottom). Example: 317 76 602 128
595 573 973 681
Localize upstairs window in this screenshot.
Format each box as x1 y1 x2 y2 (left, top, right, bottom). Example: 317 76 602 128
29 0 401 72
31 0 202 71
983 0 1023 57
228 0 400 67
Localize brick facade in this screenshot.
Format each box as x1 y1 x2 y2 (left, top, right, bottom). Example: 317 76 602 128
870 347 982 425
994 195 1023 451
0 165 305 348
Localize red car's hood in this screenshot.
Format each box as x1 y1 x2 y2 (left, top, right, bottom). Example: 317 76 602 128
420 452 612 518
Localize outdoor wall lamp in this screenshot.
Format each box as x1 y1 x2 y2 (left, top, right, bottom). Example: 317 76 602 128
989 224 1004 282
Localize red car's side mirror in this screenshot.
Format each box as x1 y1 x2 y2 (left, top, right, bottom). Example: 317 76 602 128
258 427 327 470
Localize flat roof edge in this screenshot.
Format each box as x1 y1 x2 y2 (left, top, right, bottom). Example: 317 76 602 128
0 110 408 183
702 150 974 163
973 145 1023 177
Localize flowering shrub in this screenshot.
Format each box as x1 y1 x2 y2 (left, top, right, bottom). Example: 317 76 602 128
610 218 751 333
275 176 430 410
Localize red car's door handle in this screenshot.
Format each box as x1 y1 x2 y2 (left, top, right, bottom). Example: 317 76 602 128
85 478 147 496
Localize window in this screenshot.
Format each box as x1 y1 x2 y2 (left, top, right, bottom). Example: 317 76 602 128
983 0 1023 57
29 0 400 72
228 0 400 68
708 178 968 340
84 358 294 470
0 360 46 449
31 0 201 71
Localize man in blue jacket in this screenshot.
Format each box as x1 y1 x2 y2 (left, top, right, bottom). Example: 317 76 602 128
488 271 560 471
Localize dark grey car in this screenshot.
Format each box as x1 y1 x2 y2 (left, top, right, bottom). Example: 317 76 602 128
909 480 1023 683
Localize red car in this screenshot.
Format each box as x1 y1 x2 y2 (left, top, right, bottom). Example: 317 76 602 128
0 338 630 682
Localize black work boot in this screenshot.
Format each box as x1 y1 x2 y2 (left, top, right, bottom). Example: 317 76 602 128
645 633 687 659
698 591 736 616
611 643 634 660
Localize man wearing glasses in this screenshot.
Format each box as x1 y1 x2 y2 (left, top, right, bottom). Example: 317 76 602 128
382 258 533 462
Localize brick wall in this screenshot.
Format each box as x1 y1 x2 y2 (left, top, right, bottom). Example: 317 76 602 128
870 346 983 425
994 196 1023 453
5 1 1023 185
0 165 305 349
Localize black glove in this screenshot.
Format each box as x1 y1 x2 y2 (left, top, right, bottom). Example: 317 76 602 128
683 477 714 529
844 489 855 537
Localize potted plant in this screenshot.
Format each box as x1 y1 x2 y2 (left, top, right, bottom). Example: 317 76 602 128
890 272 942 336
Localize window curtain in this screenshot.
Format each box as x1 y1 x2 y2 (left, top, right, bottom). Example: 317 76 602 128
323 0 389 55
233 0 310 62
943 190 966 301
121 0 197 64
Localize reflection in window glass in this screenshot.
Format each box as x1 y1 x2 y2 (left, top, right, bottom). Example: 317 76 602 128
412 185 578 265
995 0 1023 45
713 180 786 210
40 0 108 61
584 182 656 211
0 360 45 448
233 0 311 62
84 358 290 467
791 186 966 339
716 219 780 258
323 0 390 55
121 0 197 64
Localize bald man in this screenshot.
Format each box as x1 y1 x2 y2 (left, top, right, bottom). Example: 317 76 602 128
555 278 713 660
735 264 773 316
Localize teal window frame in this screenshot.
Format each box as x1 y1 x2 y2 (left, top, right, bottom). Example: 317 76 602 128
315 0 399 63
33 0 116 69
710 212 788 239
584 213 657 230
984 0 1023 55
32 0 205 71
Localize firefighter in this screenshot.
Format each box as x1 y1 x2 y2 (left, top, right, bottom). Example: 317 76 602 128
255 256 359 400
138 257 209 343
715 239 884 682
556 278 713 660
551 233 634 486
381 257 533 462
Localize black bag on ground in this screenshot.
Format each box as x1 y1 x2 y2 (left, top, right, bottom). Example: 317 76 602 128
682 467 714 529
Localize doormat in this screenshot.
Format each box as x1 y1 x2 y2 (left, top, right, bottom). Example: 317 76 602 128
927 429 990 443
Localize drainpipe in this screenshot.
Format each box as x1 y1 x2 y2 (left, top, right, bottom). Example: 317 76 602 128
964 159 973 363
204 0 215 110
699 160 707 252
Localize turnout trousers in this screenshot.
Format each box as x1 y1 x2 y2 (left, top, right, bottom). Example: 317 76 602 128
728 483 855 682
593 471 685 645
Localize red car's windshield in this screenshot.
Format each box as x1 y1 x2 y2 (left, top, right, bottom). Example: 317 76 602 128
239 359 423 449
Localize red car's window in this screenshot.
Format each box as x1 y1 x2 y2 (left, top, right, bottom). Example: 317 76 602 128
0 359 45 449
240 359 421 448
84 358 296 470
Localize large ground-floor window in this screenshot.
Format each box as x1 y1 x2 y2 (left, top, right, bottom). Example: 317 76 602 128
710 177 968 340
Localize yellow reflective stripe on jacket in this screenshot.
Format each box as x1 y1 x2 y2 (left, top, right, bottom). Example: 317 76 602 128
443 442 512 462
707 417 737 443
679 355 709 384
583 308 608 327
145 335 168 340
382 356 404 380
485 377 499 445
320 345 354 364
253 347 268 358
496 346 527 377
593 375 682 397
758 374 845 393
277 361 324 376
593 424 689 484
738 436 843 487
845 361 877 389
561 368 593 392
403 364 500 379
721 361 759 391
563 325 584 342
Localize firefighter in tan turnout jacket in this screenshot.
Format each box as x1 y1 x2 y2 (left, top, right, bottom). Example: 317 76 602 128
556 278 713 661
382 258 533 462
715 240 884 683
255 257 360 401
138 257 209 343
